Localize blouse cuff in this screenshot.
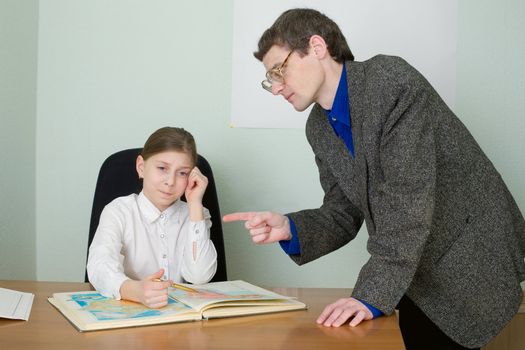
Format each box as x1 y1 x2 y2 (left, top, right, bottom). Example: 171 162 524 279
107 274 130 300
188 220 208 241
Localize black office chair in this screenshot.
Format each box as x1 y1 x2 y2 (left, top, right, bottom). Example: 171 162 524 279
85 148 227 283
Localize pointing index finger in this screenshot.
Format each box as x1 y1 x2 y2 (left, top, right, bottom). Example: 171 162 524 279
223 212 257 222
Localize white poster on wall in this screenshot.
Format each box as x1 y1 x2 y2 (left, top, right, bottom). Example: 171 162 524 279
230 0 457 129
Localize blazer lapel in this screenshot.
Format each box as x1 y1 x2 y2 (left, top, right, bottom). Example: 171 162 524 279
310 106 363 212
346 61 376 232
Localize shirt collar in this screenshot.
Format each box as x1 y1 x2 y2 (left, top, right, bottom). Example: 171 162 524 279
325 63 350 126
137 191 180 223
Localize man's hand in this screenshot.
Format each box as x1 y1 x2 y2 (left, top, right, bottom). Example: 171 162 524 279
317 297 373 327
223 211 292 244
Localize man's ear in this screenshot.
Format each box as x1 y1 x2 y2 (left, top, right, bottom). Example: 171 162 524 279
309 35 328 59
136 155 145 179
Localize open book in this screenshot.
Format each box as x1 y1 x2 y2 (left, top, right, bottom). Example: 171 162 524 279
48 280 306 332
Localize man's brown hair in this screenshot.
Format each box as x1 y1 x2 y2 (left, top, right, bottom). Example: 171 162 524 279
254 8 354 63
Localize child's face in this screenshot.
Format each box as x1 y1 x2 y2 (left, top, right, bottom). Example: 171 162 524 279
136 150 193 212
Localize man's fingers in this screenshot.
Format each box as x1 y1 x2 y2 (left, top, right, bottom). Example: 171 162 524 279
317 303 337 324
322 307 344 327
223 212 257 222
333 309 357 327
349 310 366 327
249 226 271 236
252 233 271 244
224 212 281 230
317 298 371 327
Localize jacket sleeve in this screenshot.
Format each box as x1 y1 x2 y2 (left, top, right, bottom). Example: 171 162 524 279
287 153 364 265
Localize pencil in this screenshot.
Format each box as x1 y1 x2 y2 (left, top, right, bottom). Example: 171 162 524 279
171 282 198 293
153 278 198 293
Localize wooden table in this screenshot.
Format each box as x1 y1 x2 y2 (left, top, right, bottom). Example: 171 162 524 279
0 280 405 350
483 293 525 350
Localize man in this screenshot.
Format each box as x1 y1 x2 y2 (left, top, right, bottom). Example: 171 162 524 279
223 8 525 350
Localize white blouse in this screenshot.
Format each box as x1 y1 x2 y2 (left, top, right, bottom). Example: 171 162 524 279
87 191 217 299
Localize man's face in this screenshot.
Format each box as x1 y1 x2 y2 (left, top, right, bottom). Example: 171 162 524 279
262 44 324 112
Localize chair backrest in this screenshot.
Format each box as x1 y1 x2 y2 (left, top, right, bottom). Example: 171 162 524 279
85 148 227 282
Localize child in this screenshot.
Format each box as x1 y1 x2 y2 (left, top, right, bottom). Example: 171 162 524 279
87 127 217 308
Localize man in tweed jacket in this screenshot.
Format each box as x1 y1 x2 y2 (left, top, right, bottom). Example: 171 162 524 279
224 8 525 349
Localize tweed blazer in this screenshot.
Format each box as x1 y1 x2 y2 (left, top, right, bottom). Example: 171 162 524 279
287 55 525 348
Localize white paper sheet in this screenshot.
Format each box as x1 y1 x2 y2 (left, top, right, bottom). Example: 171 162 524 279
0 287 34 321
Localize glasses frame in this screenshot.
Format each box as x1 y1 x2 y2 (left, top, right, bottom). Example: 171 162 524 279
261 51 293 93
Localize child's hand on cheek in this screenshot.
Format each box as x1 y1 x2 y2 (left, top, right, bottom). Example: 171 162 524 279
185 167 208 222
185 167 208 206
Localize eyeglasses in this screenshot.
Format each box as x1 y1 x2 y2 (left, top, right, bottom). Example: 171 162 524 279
261 51 293 93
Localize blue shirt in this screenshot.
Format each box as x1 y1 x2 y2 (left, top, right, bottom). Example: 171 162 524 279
325 63 354 158
280 64 383 319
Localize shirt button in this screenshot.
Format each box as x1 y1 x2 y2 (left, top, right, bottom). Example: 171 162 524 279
195 229 199 234
332 117 336 121
160 234 165 238
160 214 164 219
163 254 167 259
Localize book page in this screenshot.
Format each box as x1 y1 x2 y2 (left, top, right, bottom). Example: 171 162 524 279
202 298 307 319
169 280 294 312
50 291 200 331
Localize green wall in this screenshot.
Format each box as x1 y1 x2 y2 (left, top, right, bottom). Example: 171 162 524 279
456 0 525 202
0 0 38 280
1 0 523 287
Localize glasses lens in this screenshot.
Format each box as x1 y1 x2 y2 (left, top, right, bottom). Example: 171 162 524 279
268 70 284 84
261 80 272 92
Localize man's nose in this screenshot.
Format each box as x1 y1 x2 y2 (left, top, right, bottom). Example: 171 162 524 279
271 82 285 95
